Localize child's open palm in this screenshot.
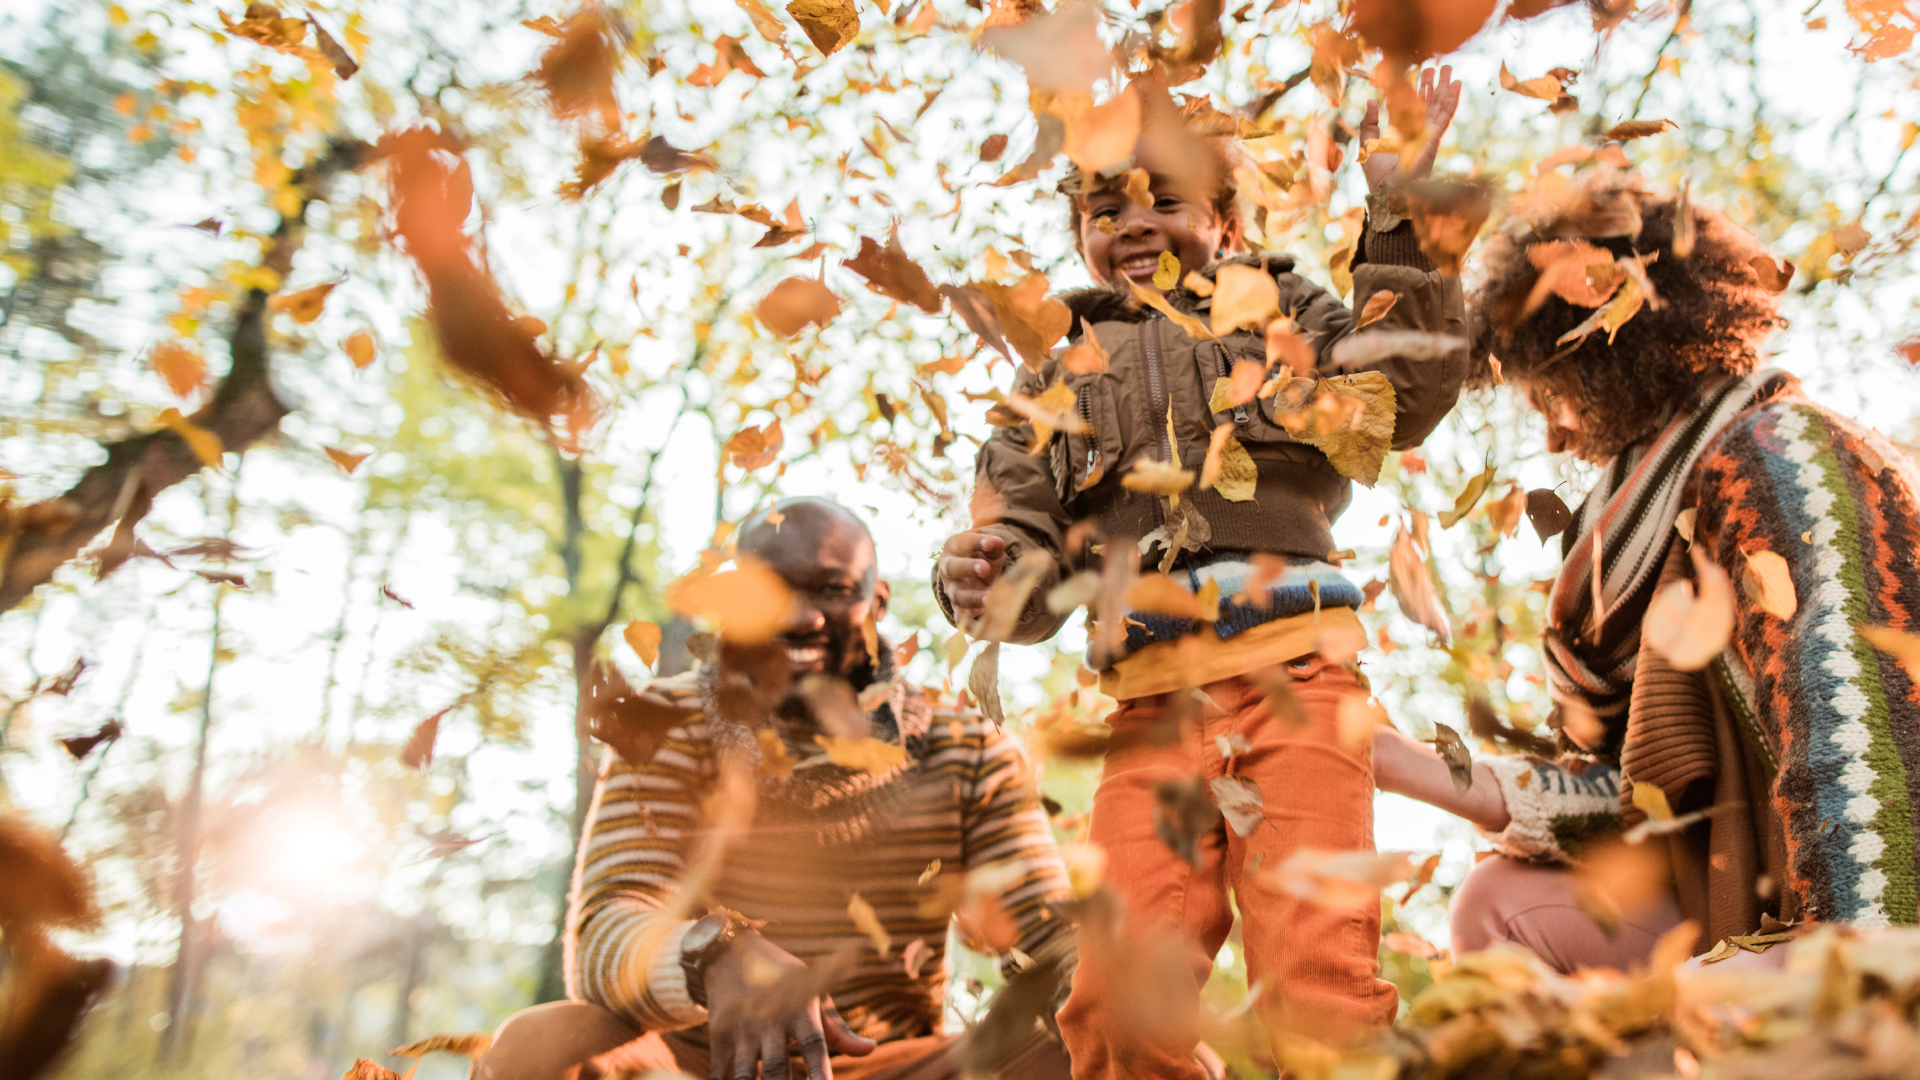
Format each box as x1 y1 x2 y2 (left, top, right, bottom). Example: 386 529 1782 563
1358 65 1463 193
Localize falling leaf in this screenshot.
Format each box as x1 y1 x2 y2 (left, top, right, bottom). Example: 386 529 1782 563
1354 290 1398 329
1266 319 1316 377
1750 254 1795 292
152 340 206 398
1209 775 1265 836
1605 118 1677 141
1643 546 1737 671
1210 263 1281 336
401 707 450 770
725 417 785 470
979 272 1072 370
380 583 414 609
531 8 622 130
843 228 943 313
1383 931 1441 959
1673 175 1696 258
1152 251 1181 290
1060 329 1110 374
1127 279 1215 341
1122 166 1152 209
980 0 1113 92
1741 549 1797 620
57 720 122 762
1200 425 1255 501
1270 848 1414 910
816 734 908 773
1127 572 1218 621
968 640 1003 724
343 329 377 369
1429 722 1473 793
1631 778 1675 822
1526 240 1621 310
1272 373 1397 486
1389 525 1450 641
1120 457 1196 496
980 134 1008 161
156 408 224 469
1153 775 1220 866
1335 695 1387 750
305 13 359 79
342 1059 404 1080
666 556 796 644
1484 483 1526 538
1499 62 1564 100
758 277 842 336
1326 330 1467 367
846 892 892 955
1526 489 1574 541
1406 181 1493 277
1861 625 1920 680
1439 465 1497 528
322 446 370 474
390 1033 494 1059
1400 851 1442 903
269 281 339 324
623 621 663 667
1055 85 1142 174
786 0 860 54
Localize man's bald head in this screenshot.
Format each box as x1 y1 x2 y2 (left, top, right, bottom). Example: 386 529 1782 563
738 498 887 679
739 497 875 580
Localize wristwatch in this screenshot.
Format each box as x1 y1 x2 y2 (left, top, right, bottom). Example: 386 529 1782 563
679 910 743 1007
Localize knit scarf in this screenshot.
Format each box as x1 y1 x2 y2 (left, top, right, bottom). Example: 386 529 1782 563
1545 369 1787 717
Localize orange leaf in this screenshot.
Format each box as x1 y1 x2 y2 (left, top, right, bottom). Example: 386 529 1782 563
152 340 207 398
758 278 842 337
666 556 796 644
323 446 370 474
1354 290 1397 330
623 621 663 667
343 329 377 369
269 281 339 324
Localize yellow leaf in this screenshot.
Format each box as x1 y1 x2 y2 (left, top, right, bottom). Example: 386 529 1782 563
1152 251 1180 290
1354 289 1397 330
156 407 224 469
1274 373 1396 487
786 0 860 54
1122 166 1152 209
1438 466 1497 529
1631 778 1675 822
1120 457 1195 496
268 280 339 324
1126 573 1213 620
1861 624 1920 680
846 892 891 956
1127 279 1214 341
323 446 370 474
623 621 663 666
1741 549 1797 620
981 272 1073 370
1210 263 1279 337
666 556 795 644
343 329 377 369
1182 271 1214 297
1498 62 1564 101
1644 546 1737 671
815 734 908 774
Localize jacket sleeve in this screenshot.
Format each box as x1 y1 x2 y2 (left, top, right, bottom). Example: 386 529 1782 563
1284 215 1469 450
933 360 1072 645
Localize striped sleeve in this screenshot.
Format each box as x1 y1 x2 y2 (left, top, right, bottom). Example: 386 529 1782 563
564 721 715 1031
959 718 1077 980
1477 755 1624 863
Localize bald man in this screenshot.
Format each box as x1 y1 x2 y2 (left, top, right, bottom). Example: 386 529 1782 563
474 498 1077 1080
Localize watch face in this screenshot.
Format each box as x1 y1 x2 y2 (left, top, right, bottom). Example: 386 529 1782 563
683 917 723 956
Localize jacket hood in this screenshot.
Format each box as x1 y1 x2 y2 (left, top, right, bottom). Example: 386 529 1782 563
1058 252 1301 334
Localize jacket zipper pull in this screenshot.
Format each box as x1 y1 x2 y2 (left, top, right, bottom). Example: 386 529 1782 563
1214 343 1250 426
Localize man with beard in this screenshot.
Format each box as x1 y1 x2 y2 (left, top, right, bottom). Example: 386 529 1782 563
474 497 1077 1080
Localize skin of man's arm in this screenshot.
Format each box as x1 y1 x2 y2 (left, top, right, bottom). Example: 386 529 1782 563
1370 726 1512 832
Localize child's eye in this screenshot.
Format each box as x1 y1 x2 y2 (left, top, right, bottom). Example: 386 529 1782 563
1090 205 1118 219
1154 195 1181 210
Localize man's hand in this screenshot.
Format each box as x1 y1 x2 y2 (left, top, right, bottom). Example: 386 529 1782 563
937 532 1008 623
702 933 876 1080
1358 65 1463 193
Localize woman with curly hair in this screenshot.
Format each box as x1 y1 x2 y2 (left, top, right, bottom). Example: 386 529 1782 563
1373 174 1920 971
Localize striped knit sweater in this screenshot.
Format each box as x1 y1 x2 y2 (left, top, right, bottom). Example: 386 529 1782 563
1480 382 1920 927
564 666 1077 1044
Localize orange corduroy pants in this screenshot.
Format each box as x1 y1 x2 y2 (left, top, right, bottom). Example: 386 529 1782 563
1056 656 1398 1079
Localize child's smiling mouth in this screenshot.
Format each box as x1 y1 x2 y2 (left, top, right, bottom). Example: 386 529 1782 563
1115 251 1164 282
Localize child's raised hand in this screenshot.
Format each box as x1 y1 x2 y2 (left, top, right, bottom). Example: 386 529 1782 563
938 532 1008 622
1357 64 1463 194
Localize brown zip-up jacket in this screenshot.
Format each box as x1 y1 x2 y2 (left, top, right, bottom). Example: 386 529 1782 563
939 234 1467 646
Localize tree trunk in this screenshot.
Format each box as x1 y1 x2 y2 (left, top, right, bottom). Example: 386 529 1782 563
157 573 226 1062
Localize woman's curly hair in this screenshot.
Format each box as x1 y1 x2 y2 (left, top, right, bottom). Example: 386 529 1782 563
1469 174 1787 458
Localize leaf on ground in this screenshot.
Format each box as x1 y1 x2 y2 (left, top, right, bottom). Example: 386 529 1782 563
1439 465 1497 529
152 340 206 398
1429 722 1473 793
1209 775 1265 836
1354 290 1398 329
1269 848 1413 910
968 640 1003 724
666 556 795 644
391 1033 494 1059
757 277 842 336
815 734 908 773
623 621 663 667
786 0 860 54
1526 488 1574 541
1211 263 1281 336
843 228 943 313
846 892 892 955
1644 546 1737 671
1389 524 1450 641
1741 549 1797 620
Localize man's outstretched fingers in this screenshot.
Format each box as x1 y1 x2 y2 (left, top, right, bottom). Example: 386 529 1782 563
793 1013 834 1080
760 1029 793 1080
821 1000 876 1058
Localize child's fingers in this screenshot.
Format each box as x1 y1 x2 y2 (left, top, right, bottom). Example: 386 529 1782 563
1357 99 1380 142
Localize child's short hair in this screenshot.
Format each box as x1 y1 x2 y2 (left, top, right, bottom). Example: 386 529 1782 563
1056 96 1253 253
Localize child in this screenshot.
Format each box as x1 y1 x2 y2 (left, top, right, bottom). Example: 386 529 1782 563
934 72 1467 1076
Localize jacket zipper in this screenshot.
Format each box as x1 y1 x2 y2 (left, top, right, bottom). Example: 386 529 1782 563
1074 374 1097 483
1139 317 1173 464
1212 342 1250 425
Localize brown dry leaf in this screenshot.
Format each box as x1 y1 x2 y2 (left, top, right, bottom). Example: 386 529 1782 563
1326 330 1467 367
343 329 377 369
341 1060 403 1080
1400 851 1442 903
787 0 860 54
1498 62 1564 100
725 417 784 470
686 34 767 86
1406 181 1492 277
1350 0 1496 59
391 1033 494 1059
1643 546 1737 671
1210 263 1280 336
1122 166 1153 209
1056 85 1142 175
1005 381 1088 449
666 556 795 644
758 277 842 336
980 0 1112 92
152 340 206 398
1127 279 1214 341
975 549 1055 643
1060 329 1110 374
979 134 1009 162
1270 848 1413 910
57 720 121 762
623 621 663 667
1751 253 1795 292
1605 118 1677 141
1485 483 1526 537
269 281 338 324
1383 931 1442 959
846 892 892 955
1209 775 1265 836
1354 290 1398 329
323 446 370 474
1266 319 1316 377
967 640 1003 724
1389 524 1450 641
156 408 224 470
843 228 942 313
816 734 908 774
0 812 96 930
1526 488 1574 541
1127 573 1216 620
1673 175 1696 258
1742 549 1798 620
1439 465 1497 529
1335 694 1387 751
1526 240 1621 311
1120 457 1196 496
1153 775 1220 866
531 9 622 130
1861 625 1920 680
1273 373 1397 486
980 272 1073 370
1429 722 1473 793
401 707 450 770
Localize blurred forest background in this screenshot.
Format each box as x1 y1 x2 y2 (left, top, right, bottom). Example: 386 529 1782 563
2 0 1918 1075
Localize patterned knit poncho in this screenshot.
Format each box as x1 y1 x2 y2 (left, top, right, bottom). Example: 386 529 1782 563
1480 379 1920 929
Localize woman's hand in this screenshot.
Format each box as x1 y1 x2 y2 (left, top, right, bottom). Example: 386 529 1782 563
1371 726 1512 832
1358 65 1463 193
936 531 1007 624
702 933 876 1080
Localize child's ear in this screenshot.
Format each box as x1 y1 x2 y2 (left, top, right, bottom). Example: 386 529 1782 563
1217 212 1247 256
